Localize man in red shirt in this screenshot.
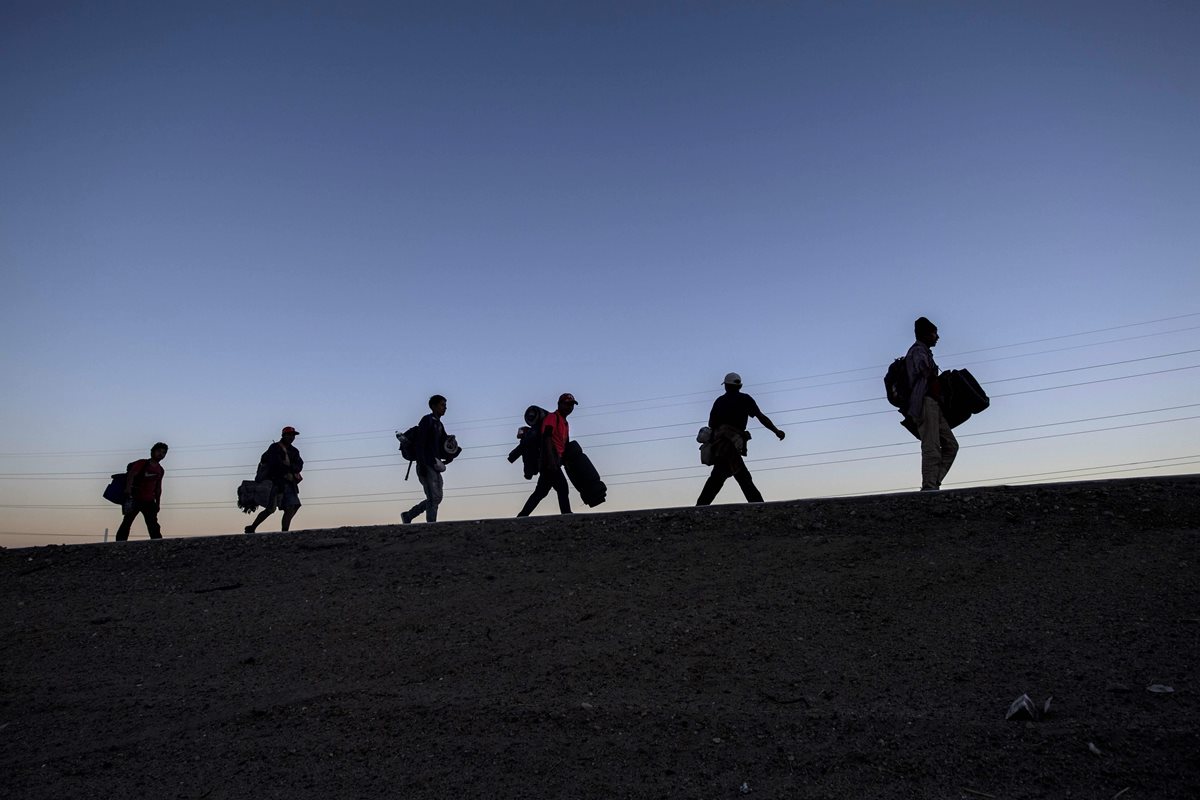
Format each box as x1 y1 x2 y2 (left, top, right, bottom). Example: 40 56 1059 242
115 442 168 541
517 393 578 517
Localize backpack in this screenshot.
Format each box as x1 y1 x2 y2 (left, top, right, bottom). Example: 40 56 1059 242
507 406 548 479
884 357 911 410
102 460 144 504
885 357 923 440
394 424 422 480
396 425 421 462
397 422 461 478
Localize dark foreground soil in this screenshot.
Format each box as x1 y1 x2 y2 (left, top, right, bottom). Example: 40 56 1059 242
2 476 1198 800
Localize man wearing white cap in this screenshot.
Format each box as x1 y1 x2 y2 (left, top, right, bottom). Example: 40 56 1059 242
696 373 785 506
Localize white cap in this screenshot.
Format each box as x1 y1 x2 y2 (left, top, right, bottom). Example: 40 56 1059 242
723 372 742 386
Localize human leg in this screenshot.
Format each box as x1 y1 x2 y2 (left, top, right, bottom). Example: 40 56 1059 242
551 468 571 514
281 506 298 531
404 466 430 522
697 462 733 506
935 413 958 488
245 505 275 532
245 484 280 532
278 486 302 531
142 502 162 539
518 470 556 516
420 468 443 522
115 504 139 541
919 397 944 490
733 467 764 503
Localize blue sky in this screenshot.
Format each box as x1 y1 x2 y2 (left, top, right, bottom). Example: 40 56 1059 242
2 1 1198 547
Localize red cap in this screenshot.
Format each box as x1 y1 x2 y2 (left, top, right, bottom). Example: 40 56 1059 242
558 393 578 406
281 426 300 436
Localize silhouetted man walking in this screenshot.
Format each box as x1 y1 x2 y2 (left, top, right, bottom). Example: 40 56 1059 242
905 317 958 490
697 373 785 505
245 426 304 532
518 393 578 517
402 395 449 524
116 442 168 540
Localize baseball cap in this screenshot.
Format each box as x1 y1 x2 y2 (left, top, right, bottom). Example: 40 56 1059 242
281 426 300 436
558 393 579 406
723 372 742 386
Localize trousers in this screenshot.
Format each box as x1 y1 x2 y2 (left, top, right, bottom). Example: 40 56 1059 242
407 464 444 522
696 461 764 505
919 396 959 490
697 427 763 505
116 499 162 541
518 465 571 516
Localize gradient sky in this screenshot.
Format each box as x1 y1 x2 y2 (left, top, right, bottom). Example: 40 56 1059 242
2 1 1198 548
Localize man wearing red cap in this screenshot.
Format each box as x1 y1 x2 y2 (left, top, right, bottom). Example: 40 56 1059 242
518 393 578 517
245 426 304 533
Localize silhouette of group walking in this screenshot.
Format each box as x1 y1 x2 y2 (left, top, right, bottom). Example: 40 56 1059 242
111 317 983 539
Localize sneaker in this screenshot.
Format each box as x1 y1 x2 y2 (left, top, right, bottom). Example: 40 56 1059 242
401 511 414 525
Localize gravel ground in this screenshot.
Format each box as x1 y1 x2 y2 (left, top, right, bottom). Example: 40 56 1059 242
2 475 1198 799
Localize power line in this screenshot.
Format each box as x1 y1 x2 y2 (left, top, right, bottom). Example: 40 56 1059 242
947 311 1200 357
985 348 1200 383
6 454 1198 541
689 324 1200 405
449 326 1200 428
3 407 1196 510
1 361 1196 481
2 311 1196 458
540 312 1200 410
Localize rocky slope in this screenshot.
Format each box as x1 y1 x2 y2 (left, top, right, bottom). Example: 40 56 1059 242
3 476 1198 799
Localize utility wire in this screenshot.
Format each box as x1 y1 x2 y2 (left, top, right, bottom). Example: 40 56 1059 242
3 453 1197 539
4 362 1195 482
4 408 1196 509
2 311 1196 458
1 360 1196 481
448 329 1200 429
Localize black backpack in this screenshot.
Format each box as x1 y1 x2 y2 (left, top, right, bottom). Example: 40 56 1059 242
506 406 547 480
397 423 461 478
885 357 923 440
884 357 911 410
396 425 421 462
395 425 423 480
102 461 136 504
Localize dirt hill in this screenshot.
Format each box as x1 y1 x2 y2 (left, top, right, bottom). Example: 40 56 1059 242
2 476 1197 799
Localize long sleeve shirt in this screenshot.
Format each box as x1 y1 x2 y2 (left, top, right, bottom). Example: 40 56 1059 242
416 413 446 469
904 340 939 419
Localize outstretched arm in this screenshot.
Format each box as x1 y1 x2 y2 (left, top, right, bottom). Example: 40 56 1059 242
756 412 786 441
